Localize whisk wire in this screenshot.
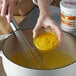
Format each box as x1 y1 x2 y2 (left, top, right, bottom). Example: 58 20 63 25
16 30 44 67
6 15 44 68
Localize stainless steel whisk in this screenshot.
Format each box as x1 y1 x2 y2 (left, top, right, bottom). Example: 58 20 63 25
6 15 44 68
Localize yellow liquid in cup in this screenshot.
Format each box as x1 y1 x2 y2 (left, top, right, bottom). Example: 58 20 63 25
10 50 75 69
34 32 59 51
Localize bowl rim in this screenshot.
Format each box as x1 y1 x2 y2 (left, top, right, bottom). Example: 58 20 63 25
1 28 76 71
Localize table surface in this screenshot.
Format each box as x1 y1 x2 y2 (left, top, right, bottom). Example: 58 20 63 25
0 6 76 76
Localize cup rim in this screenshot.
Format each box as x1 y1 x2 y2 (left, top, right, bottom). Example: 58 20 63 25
60 1 76 11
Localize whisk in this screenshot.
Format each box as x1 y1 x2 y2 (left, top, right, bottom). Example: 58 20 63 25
6 15 44 68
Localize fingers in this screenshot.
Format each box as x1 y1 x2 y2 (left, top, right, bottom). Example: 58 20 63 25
33 18 43 38
1 0 7 16
0 0 2 13
0 7 2 14
8 1 14 22
33 17 63 46
43 23 63 45
33 25 40 38
0 0 14 22
47 19 63 45
53 24 63 45
0 0 2 4
33 24 41 38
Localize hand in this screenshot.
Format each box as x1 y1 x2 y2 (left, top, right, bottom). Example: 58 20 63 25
0 0 14 22
33 14 63 45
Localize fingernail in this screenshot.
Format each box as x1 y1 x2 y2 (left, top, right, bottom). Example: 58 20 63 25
33 34 35 38
7 19 10 23
7 20 9 23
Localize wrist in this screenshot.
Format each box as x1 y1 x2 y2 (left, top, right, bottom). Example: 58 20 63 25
36 0 51 16
33 0 53 5
37 0 50 11
40 10 51 17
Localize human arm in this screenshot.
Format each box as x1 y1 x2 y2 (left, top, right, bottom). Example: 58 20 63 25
33 0 63 45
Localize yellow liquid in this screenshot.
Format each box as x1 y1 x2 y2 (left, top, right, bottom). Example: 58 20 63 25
10 50 75 69
34 32 59 51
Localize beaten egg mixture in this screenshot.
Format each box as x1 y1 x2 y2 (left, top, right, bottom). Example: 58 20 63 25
10 50 75 69
34 32 59 51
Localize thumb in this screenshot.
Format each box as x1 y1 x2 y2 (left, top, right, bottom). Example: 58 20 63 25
8 1 14 23
1 0 7 16
33 25 40 38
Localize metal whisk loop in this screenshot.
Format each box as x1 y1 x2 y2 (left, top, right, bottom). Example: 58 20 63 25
6 15 44 68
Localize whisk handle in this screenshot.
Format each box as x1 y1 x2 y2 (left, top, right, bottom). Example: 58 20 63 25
6 15 20 32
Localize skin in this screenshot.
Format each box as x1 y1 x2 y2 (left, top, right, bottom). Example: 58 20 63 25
33 0 62 45
0 0 62 45
0 0 14 22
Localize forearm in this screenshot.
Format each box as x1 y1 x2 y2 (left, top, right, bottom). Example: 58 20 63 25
37 0 51 16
